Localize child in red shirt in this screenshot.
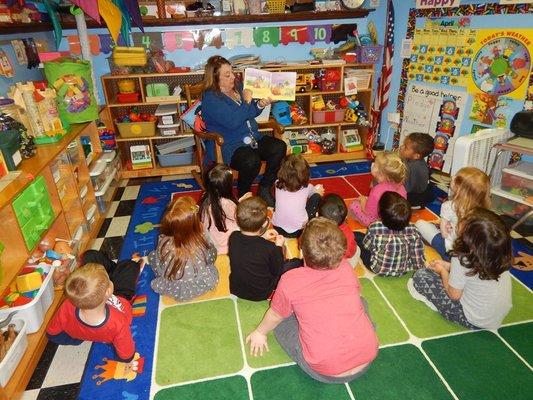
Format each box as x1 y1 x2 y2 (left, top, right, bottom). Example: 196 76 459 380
246 217 378 383
47 251 140 365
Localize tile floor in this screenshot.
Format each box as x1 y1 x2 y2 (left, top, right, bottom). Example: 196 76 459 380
20 172 532 400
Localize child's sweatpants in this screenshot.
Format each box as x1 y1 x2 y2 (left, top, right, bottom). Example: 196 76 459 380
81 250 141 301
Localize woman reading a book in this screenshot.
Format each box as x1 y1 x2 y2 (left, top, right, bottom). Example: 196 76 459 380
201 55 286 207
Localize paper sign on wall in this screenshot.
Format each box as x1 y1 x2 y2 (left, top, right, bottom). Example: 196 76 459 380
416 0 458 9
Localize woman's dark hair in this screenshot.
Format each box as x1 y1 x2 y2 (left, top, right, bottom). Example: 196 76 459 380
451 207 511 280
318 193 347 225
276 154 310 192
378 191 411 231
198 164 237 232
203 55 231 93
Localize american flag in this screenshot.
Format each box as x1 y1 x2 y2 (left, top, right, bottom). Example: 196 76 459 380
366 0 395 158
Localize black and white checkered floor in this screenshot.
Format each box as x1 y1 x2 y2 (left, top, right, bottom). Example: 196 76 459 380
20 173 532 400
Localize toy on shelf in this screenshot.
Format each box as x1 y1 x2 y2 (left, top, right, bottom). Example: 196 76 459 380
117 79 140 103
116 108 157 124
0 318 19 363
129 144 153 170
311 94 326 111
340 129 362 152
290 103 308 125
320 128 337 154
272 102 293 126
97 121 117 151
296 73 317 93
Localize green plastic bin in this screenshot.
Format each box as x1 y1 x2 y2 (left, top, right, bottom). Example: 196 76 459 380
0 130 22 171
12 176 55 250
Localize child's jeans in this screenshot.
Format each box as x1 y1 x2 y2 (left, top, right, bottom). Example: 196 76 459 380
415 220 450 261
81 250 141 301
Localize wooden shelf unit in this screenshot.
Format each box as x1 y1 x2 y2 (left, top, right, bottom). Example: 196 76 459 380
102 62 374 176
0 10 373 34
0 121 117 400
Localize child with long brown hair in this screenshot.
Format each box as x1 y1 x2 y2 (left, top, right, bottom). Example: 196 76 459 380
148 196 218 301
415 167 490 261
272 154 324 238
349 151 407 227
409 208 512 330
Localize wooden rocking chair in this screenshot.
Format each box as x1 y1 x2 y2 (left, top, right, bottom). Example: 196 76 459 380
183 83 285 189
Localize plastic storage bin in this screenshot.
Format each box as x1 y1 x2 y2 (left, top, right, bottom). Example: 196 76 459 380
0 266 55 334
491 187 532 224
312 109 345 124
0 319 28 387
86 203 97 230
95 168 117 213
157 123 180 136
156 137 195 167
116 121 156 138
501 161 533 197
12 176 55 250
89 159 107 192
155 104 179 125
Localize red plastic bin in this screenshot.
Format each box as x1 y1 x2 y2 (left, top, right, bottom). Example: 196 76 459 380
312 109 345 124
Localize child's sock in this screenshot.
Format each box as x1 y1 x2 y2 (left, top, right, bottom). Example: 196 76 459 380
415 220 439 244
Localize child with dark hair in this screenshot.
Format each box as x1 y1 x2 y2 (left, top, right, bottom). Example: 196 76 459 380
198 164 240 255
229 196 301 301
318 193 357 260
355 191 426 276
272 154 324 238
400 132 435 209
409 208 512 330
246 217 378 383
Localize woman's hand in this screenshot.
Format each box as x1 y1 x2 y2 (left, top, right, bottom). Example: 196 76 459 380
243 89 253 104
258 97 272 108
246 330 269 356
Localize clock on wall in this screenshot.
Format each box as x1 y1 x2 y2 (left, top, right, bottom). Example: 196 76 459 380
340 0 365 11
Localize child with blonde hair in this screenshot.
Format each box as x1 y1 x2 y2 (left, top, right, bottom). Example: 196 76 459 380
272 154 324 238
415 167 490 261
349 151 407 227
47 261 139 366
149 196 218 301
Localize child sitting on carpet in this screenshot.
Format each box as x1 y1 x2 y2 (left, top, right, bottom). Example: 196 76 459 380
415 167 490 261
149 196 218 302
400 132 435 209
349 151 407 227
246 217 378 383
355 192 426 276
409 208 512 330
229 196 301 301
272 154 324 238
198 164 240 255
318 193 358 261
47 255 141 367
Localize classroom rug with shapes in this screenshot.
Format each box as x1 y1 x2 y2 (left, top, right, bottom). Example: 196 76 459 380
78 161 533 400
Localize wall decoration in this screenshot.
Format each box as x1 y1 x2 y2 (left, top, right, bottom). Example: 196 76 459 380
400 82 467 172
132 32 163 49
254 27 280 47
469 93 511 127
280 26 307 45
395 3 532 147
225 28 254 49
416 0 459 9
307 25 332 44
467 29 532 100
425 17 471 28
162 31 195 51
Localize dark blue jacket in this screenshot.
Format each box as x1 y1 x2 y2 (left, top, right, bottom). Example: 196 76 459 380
201 84 263 164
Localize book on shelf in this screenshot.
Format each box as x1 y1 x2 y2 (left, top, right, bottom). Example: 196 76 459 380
243 68 297 101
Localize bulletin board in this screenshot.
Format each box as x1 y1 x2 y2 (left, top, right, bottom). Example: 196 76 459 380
396 3 532 171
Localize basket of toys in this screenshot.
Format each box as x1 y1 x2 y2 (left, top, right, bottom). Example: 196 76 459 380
267 0 286 13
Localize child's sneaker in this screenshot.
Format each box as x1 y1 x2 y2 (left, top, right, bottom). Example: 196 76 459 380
407 278 437 311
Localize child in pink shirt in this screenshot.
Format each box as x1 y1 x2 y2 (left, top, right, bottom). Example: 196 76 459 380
350 151 407 227
246 217 378 383
198 164 240 254
272 154 324 238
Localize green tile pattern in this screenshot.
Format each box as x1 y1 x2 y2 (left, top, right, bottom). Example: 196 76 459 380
349 344 453 400
156 299 243 385
237 299 291 368
154 376 250 400
498 322 533 365
422 331 533 400
251 365 351 400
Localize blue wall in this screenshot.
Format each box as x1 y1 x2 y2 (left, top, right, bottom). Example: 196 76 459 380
379 0 532 149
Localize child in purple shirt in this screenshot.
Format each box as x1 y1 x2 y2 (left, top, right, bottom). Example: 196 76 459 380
349 151 407 227
272 155 325 237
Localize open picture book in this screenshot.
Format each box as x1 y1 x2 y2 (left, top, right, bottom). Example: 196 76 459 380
243 68 297 101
